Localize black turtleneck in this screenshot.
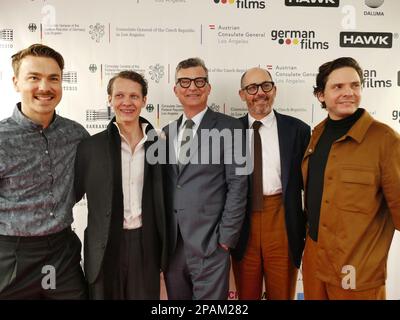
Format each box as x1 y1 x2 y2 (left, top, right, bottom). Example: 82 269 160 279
307 108 364 241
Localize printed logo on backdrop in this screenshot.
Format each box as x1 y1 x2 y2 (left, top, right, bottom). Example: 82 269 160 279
393 109 400 125
0 29 14 48
104 64 145 77
339 32 394 48
363 69 392 89
213 0 266 9
86 105 114 130
269 64 317 86
43 24 86 36
63 71 77 84
89 23 105 42
115 26 195 39
62 71 78 92
209 103 221 113
146 104 155 113
28 23 37 32
89 64 98 73
365 0 384 8
364 0 384 16
149 64 165 83
160 104 183 117
271 29 329 49
285 0 339 7
209 24 266 45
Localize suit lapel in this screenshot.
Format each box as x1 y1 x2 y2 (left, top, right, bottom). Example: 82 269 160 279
275 110 294 196
165 116 181 176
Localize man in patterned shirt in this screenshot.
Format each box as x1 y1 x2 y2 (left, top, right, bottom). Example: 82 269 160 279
0 44 89 299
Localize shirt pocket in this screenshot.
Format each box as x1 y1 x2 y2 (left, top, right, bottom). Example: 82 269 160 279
336 166 376 214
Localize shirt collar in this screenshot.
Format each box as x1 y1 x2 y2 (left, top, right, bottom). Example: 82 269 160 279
12 102 57 131
113 121 149 147
248 109 275 129
180 107 208 131
312 108 373 144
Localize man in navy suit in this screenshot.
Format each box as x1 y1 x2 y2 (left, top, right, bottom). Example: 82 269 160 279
231 67 310 300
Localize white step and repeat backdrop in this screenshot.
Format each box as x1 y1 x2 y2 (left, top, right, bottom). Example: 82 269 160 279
1 0 399 299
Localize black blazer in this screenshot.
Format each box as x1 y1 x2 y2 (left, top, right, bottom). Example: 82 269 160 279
74 117 167 295
231 110 310 268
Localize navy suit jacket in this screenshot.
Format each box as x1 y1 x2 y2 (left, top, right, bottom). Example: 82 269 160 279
231 110 310 268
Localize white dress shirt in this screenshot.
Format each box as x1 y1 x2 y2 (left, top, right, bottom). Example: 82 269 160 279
114 122 148 229
248 111 282 195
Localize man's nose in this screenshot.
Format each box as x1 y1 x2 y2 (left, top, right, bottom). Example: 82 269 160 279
38 79 50 90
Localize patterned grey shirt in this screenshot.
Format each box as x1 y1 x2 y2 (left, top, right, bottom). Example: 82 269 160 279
0 104 89 236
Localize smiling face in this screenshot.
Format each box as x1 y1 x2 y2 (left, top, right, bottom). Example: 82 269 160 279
239 67 276 120
13 55 62 127
317 67 361 120
109 77 146 125
174 66 211 118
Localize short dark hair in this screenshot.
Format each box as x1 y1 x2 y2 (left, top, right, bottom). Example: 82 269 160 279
107 70 148 97
11 43 64 76
240 68 273 89
314 57 363 108
175 57 208 82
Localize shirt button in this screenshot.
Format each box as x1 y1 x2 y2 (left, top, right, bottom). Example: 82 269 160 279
49 212 54 216
325 200 330 204
45 150 49 154
308 148 313 153
177 185 182 189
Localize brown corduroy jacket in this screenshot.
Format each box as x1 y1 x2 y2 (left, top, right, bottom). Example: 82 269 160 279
302 109 400 291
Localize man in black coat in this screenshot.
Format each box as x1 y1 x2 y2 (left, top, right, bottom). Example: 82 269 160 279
74 71 167 299
231 67 310 300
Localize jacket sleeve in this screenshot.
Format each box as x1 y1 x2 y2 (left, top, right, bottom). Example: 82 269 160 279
382 130 400 230
219 121 248 249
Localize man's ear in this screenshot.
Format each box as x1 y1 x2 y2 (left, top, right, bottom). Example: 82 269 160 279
316 92 325 103
239 89 246 101
13 76 20 92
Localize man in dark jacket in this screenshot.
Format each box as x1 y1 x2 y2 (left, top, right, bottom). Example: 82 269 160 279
74 70 167 299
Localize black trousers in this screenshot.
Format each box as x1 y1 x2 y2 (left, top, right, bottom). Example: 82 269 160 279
89 228 159 300
0 227 87 300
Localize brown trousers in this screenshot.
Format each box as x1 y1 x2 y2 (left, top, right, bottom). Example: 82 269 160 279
302 236 386 300
232 194 297 300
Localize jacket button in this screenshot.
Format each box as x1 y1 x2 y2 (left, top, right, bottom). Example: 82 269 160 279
101 243 106 249
106 211 111 217
177 185 182 189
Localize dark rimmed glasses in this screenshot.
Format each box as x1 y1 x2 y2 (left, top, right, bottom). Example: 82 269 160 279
242 81 275 95
176 77 208 88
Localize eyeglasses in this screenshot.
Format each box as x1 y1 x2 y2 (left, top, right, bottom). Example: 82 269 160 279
176 77 208 88
242 81 275 95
